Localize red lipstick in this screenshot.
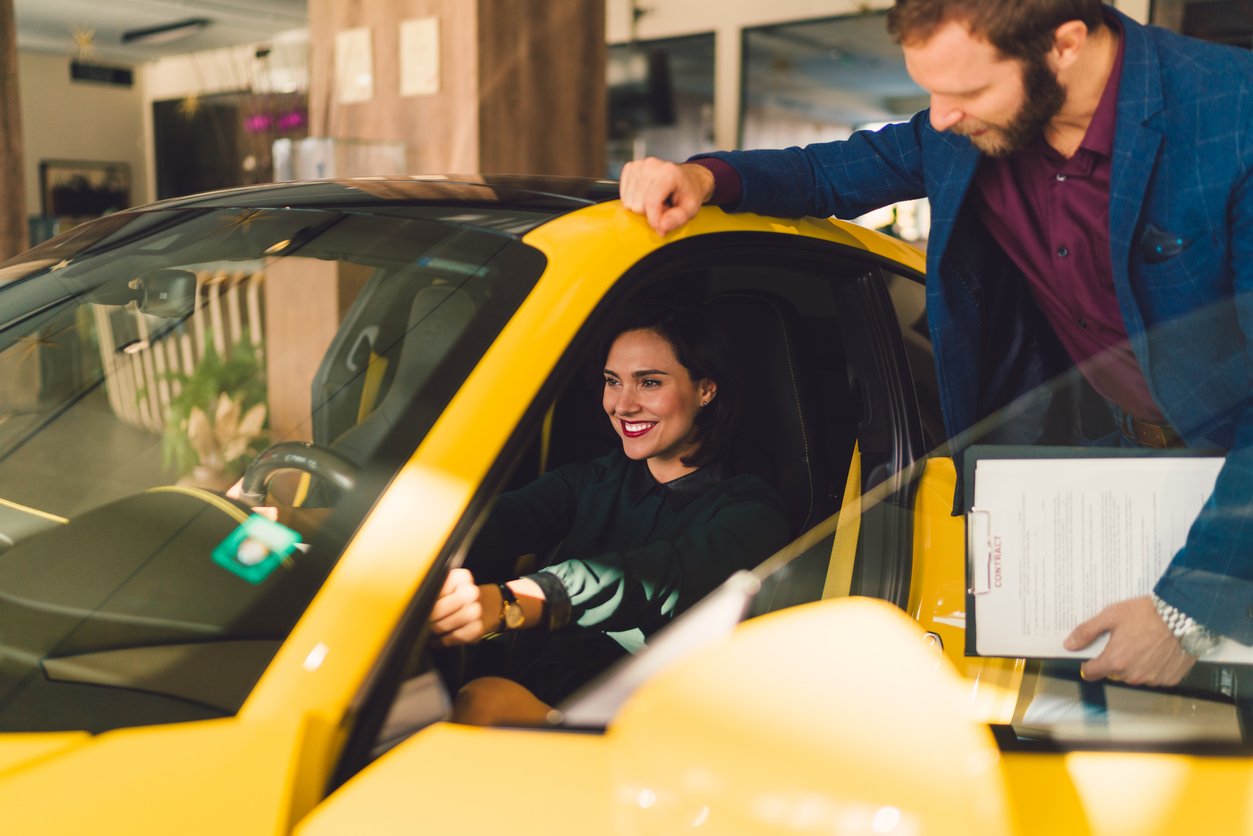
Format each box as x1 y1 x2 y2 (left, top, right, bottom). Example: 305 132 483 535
620 419 656 438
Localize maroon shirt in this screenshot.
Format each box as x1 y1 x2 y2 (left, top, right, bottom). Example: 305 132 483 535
972 21 1165 421
693 20 1162 421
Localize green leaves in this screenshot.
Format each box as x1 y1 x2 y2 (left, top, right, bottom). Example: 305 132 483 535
161 336 269 477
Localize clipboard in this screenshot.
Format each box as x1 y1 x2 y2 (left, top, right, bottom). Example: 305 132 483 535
961 444 1226 659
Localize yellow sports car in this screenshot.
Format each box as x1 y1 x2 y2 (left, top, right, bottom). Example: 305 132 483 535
0 177 1245 834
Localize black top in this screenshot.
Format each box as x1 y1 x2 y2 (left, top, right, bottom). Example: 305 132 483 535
466 451 791 651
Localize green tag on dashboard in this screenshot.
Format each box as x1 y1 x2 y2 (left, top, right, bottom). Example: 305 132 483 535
212 514 302 584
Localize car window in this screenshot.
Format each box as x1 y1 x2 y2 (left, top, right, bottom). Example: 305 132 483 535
883 268 944 451
0 205 544 733
408 236 932 734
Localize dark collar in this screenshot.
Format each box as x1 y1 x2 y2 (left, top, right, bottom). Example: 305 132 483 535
628 458 728 510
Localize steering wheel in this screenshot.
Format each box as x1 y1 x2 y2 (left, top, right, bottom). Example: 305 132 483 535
238 441 358 506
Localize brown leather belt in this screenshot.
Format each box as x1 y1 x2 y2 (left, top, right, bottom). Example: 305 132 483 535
1120 413 1185 449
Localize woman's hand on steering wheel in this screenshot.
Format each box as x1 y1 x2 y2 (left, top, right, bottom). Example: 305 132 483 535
429 568 501 647
238 441 357 507
225 477 333 534
225 478 279 521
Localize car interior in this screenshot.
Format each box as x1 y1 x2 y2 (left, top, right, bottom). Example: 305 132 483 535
0 210 937 784
346 243 937 775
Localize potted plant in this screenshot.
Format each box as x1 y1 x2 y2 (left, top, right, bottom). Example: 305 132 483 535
161 338 268 489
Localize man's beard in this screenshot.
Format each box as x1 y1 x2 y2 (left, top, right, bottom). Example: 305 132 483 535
958 55 1067 157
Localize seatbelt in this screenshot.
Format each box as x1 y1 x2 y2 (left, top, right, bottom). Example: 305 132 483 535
292 351 388 509
291 473 312 508
356 352 389 424
539 402 556 475
821 441 862 599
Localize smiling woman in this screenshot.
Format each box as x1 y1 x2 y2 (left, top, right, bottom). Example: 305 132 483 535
602 310 727 482
603 328 714 482
428 301 790 725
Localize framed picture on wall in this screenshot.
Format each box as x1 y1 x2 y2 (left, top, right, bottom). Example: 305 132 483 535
39 159 131 224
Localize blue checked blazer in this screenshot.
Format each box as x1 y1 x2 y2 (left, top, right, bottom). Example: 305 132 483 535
702 8 1253 641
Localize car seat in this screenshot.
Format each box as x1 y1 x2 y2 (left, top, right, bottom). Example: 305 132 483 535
705 290 864 614
311 277 476 464
704 290 838 536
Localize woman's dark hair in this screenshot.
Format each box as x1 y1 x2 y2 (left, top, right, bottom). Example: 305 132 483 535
599 298 741 469
887 0 1105 62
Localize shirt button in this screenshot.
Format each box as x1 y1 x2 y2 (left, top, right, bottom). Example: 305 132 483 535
1057 245 1070 258
1078 317 1088 328
1056 173 1068 182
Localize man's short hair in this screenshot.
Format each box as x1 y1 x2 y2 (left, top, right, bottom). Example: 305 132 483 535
887 0 1105 60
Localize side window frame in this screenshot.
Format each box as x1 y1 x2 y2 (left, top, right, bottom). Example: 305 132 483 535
322 231 932 790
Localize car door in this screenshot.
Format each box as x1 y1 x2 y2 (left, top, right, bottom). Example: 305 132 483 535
292 218 1013 828
300 209 938 780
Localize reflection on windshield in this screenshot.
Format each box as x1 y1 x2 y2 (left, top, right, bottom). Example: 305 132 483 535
0 206 544 732
1010 662 1250 747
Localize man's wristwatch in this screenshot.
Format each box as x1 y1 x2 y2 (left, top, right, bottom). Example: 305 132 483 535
497 583 525 632
1151 593 1220 657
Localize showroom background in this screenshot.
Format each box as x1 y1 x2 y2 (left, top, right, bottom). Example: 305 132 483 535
2 0 1244 261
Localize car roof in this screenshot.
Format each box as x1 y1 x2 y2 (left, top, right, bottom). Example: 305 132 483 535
142 175 622 224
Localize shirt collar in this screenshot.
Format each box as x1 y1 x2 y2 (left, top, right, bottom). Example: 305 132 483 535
629 458 728 510
1078 13 1124 158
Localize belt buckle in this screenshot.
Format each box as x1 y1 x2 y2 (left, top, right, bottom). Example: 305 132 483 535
1140 420 1166 448
1123 414 1174 449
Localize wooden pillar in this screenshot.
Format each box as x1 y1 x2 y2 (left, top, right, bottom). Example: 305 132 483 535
308 0 605 177
263 258 372 443
0 0 27 259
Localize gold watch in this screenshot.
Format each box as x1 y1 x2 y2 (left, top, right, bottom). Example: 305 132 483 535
497 583 525 631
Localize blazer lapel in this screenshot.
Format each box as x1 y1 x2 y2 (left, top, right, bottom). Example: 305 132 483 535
923 130 981 271
922 130 982 439
1108 8 1165 357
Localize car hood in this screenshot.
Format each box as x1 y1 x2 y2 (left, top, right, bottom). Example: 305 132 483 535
0 716 314 834
0 731 89 777
302 597 1015 835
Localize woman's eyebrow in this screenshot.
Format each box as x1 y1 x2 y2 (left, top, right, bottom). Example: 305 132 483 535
602 368 672 378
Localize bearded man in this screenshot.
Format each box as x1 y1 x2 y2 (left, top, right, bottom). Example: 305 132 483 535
620 0 1253 687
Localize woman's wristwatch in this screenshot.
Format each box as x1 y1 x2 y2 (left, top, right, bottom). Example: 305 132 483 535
496 583 525 632
1151 593 1220 657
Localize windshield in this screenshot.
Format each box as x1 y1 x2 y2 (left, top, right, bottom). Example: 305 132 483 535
0 205 544 732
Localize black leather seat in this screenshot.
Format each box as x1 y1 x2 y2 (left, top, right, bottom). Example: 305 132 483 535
706 290 837 536
706 290 863 616
312 281 476 462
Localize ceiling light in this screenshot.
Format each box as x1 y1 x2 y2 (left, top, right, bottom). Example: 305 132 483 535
120 18 212 46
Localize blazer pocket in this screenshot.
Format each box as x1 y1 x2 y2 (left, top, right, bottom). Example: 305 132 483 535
1133 225 1222 292
1136 223 1189 264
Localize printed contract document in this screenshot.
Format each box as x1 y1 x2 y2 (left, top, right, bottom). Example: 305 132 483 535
968 455 1253 662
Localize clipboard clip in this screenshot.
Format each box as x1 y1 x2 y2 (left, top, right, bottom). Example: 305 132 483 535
967 508 992 596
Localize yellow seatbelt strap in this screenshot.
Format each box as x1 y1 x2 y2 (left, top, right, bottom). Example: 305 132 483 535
356 352 389 424
291 473 312 508
822 441 862 599
291 351 388 509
